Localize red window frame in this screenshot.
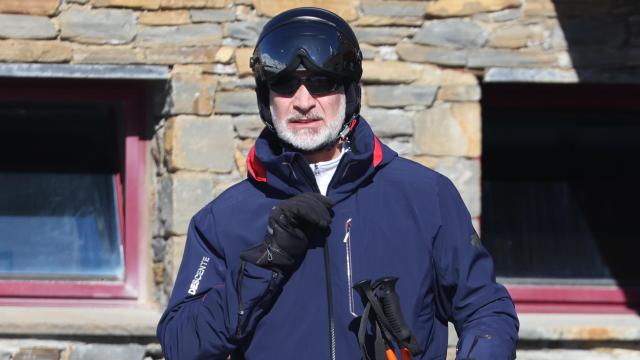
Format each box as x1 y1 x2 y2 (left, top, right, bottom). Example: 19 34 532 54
481 83 640 314
0 79 148 305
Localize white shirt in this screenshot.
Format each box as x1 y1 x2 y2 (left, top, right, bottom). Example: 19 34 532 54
309 144 350 196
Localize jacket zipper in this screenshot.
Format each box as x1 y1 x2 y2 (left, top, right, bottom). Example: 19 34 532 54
343 218 356 317
294 155 344 360
324 240 337 360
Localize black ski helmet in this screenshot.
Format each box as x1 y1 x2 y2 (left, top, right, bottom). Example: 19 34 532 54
250 7 363 131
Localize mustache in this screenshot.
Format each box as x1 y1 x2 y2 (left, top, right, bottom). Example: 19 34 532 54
286 112 325 122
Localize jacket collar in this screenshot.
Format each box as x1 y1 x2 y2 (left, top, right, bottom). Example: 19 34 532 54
246 117 397 202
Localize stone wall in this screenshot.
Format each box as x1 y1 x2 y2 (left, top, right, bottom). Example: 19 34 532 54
2 0 640 359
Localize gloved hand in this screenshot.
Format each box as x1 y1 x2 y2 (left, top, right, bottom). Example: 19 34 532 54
241 193 335 271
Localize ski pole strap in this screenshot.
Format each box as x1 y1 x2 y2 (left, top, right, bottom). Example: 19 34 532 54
357 302 373 360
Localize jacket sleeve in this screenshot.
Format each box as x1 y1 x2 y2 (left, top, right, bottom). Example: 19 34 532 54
156 207 285 360
432 177 519 360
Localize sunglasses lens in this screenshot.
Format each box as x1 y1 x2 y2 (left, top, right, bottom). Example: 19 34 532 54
269 75 341 95
305 76 341 94
269 77 301 95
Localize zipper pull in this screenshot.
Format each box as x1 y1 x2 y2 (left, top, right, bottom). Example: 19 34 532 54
343 218 352 243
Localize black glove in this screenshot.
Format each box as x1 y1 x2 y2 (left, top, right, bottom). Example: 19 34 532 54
241 193 335 271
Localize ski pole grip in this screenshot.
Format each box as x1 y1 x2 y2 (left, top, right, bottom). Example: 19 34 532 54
354 280 372 305
377 277 412 342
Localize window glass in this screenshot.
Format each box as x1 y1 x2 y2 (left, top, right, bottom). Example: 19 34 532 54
482 105 640 286
0 174 123 280
0 102 124 280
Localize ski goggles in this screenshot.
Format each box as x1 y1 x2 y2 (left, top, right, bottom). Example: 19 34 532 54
268 74 343 96
251 20 362 82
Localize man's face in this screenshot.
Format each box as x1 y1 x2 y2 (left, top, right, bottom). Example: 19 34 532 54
269 72 346 152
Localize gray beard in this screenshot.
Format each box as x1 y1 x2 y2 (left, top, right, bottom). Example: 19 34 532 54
270 94 346 153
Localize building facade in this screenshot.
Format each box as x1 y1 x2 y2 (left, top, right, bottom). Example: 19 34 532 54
1 0 639 359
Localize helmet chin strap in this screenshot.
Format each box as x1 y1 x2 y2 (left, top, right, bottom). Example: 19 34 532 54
339 115 359 141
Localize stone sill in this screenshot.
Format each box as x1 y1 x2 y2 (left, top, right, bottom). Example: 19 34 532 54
2 307 638 343
449 313 640 345
0 306 162 338
518 313 640 341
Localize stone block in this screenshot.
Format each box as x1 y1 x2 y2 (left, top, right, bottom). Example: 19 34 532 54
93 0 161 9
253 0 358 21
0 15 57 40
143 46 219 64
484 67 579 83
153 262 165 284
137 24 222 47
396 43 467 66
165 115 236 172
165 235 187 286
364 108 414 137
362 61 423 84
467 49 558 68
451 102 480 157
152 237 167 262
225 20 265 46
72 45 144 64
14 348 60 360
0 40 72 62
354 27 416 46
235 138 254 175
139 10 190 25
414 102 479 157
551 18 626 48
59 8 136 45
361 1 427 17
472 8 521 22
414 19 489 49
215 90 259 114
169 73 217 115
352 16 423 27
70 344 145 360
234 114 264 138
236 48 253 76
68 0 89 3
381 136 412 155
0 0 60 16
440 69 478 85
218 76 256 90
213 176 243 198
488 24 544 49
426 0 521 17
160 0 231 8
365 85 438 108
426 156 480 217
206 64 236 74
190 9 236 22
215 46 235 63
166 172 215 235
437 85 481 102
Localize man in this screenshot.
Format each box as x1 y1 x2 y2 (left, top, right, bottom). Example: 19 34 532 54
157 7 518 360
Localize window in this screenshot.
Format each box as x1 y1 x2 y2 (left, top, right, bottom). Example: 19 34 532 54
0 79 147 302
481 84 640 313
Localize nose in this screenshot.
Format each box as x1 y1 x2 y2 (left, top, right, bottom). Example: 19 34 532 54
291 84 316 114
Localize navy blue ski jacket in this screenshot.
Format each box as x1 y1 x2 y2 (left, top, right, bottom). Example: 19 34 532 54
157 118 519 360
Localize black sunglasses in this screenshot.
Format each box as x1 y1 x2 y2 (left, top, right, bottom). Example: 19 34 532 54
268 74 343 96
